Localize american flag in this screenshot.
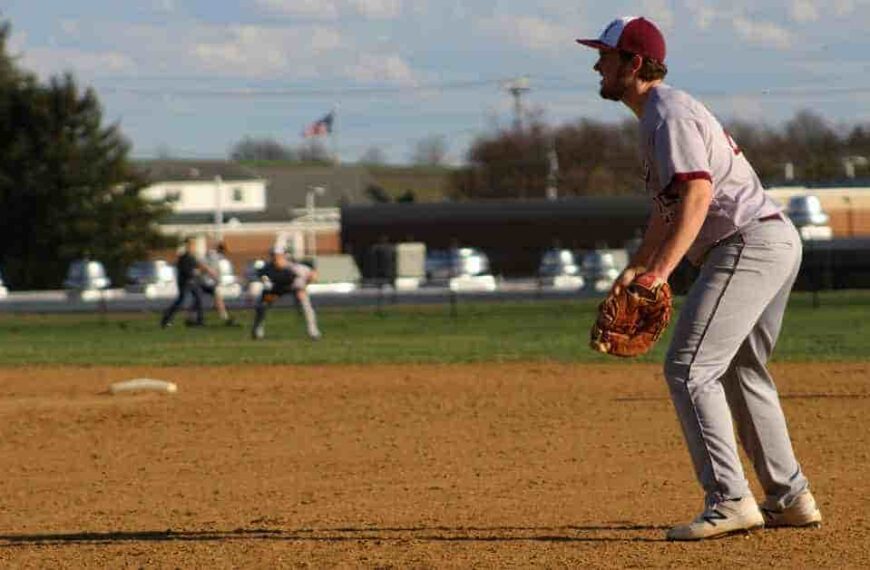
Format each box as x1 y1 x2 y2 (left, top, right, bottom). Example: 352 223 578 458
302 111 334 138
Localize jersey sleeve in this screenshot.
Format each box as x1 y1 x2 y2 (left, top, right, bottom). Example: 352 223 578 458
652 118 712 193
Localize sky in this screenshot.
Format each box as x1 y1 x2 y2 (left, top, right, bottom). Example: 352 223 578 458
1 0 868 165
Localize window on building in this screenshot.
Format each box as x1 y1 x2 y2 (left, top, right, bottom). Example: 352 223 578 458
232 187 245 202
166 189 181 202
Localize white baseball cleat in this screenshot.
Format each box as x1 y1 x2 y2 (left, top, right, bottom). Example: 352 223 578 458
252 323 265 340
761 490 822 528
666 497 764 541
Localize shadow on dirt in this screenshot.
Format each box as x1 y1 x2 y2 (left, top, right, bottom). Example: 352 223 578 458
0 524 669 545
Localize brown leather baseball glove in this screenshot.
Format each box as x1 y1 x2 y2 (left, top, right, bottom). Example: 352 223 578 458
589 272 673 357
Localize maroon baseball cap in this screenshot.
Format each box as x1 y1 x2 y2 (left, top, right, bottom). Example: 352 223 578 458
576 16 666 63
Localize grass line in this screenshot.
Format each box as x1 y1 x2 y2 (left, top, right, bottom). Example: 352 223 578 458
0 291 867 366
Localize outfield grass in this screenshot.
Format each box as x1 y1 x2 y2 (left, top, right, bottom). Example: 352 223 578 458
0 290 867 366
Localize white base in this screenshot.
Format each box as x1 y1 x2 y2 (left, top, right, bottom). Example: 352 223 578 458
110 378 177 394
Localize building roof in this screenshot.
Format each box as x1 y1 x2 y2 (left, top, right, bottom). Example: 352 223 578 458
136 160 263 183
250 163 377 214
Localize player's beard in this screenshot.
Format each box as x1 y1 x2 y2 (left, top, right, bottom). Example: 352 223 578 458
599 63 632 101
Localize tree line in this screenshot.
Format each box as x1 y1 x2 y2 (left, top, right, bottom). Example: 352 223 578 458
450 111 870 199
230 133 449 167
0 23 171 289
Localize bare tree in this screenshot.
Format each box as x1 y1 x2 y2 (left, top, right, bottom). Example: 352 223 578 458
230 137 296 161
296 139 333 163
359 146 388 165
411 134 448 166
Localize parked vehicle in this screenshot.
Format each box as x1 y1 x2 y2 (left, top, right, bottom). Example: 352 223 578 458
787 195 829 227
125 259 177 298
580 250 621 293
786 195 833 240
537 248 584 289
425 247 491 282
64 259 111 291
425 247 497 291
786 194 829 227
63 259 112 301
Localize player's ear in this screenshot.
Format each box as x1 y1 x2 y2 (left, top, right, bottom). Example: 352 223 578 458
630 53 644 75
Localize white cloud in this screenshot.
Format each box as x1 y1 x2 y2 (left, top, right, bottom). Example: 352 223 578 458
683 0 720 30
833 0 858 16
59 19 80 38
255 0 339 18
153 0 177 13
732 17 793 50
347 0 402 19
189 25 343 76
22 48 135 77
345 53 416 83
479 15 574 52
254 0 403 20
641 0 675 29
789 0 820 22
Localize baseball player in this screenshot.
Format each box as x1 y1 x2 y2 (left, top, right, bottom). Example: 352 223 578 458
251 248 321 341
160 236 217 328
576 17 821 540
196 241 239 327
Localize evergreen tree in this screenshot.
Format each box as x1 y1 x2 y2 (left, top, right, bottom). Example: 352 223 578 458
0 22 172 289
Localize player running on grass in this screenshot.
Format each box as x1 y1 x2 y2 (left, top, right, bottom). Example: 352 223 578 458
575 16 821 540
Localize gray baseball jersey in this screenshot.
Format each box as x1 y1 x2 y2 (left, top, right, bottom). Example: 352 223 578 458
640 84 781 264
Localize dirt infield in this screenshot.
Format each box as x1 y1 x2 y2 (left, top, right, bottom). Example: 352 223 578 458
0 362 867 568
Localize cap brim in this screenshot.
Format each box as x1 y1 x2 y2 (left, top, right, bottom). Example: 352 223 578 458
576 39 613 50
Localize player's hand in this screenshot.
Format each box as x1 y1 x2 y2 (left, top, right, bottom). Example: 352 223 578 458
612 265 645 295
627 271 667 299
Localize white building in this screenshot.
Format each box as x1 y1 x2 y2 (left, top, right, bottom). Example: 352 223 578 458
138 160 267 216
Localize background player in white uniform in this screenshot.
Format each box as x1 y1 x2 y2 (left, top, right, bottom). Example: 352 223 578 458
197 241 239 327
576 16 822 540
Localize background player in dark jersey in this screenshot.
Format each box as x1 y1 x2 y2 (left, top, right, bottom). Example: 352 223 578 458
251 248 321 341
160 237 219 328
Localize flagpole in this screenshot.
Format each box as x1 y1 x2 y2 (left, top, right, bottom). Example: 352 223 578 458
330 104 340 165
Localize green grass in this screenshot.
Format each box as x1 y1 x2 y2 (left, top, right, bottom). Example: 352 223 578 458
0 291 867 366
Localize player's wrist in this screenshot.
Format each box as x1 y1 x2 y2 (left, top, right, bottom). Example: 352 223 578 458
633 271 666 289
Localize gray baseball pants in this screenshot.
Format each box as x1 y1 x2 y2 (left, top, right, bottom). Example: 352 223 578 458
663 216 808 510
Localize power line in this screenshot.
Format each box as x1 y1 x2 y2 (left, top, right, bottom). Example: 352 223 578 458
96 78 870 101
97 78 507 98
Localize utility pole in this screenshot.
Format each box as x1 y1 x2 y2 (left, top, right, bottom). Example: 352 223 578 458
305 186 326 257
214 175 224 241
504 77 530 131
546 139 559 200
